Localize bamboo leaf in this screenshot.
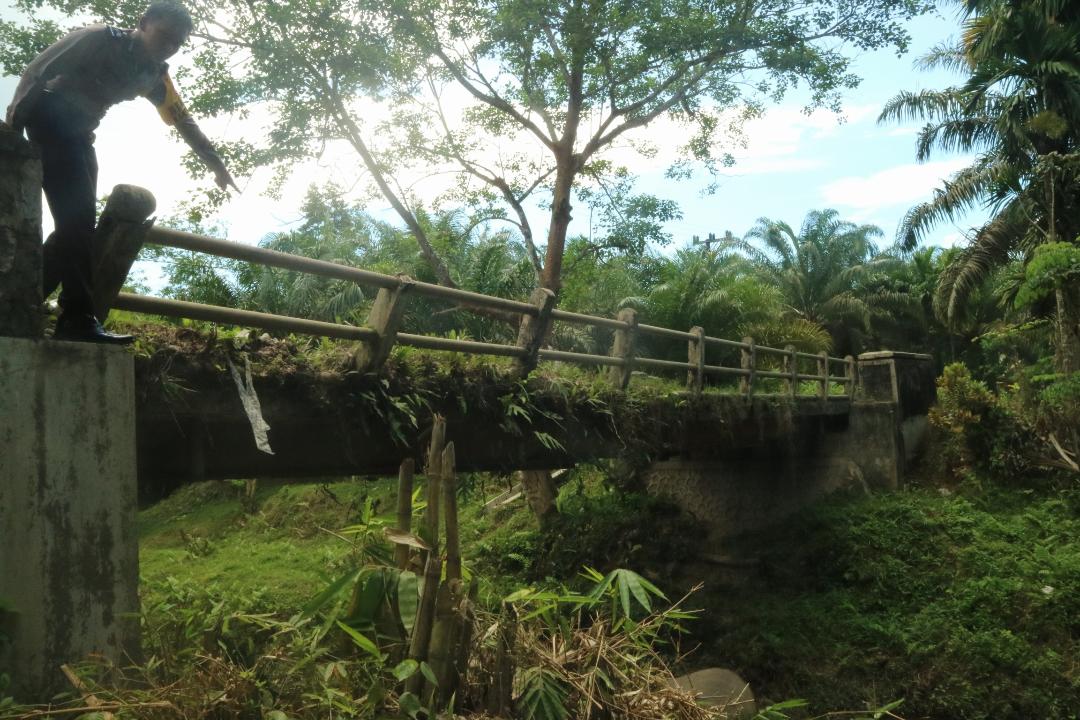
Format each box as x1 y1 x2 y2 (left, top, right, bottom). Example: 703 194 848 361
335 620 383 660
384 527 431 549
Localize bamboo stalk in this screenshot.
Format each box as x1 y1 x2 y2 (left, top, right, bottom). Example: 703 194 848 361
395 458 415 569
441 443 461 581
487 601 518 716
405 552 442 696
421 416 446 565
427 577 465 707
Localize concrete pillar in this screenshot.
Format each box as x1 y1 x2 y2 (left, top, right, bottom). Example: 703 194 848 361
0 125 43 337
0 337 139 700
857 351 937 473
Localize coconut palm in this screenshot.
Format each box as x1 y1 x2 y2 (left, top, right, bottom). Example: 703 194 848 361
879 0 1080 370
730 210 908 354
617 245 832 365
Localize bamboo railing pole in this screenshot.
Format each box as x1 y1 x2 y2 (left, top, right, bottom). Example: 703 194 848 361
687 326 705 394
846 355 857 398
740 336 756 398
784 344 797 397
395 458 415 570
608 308 638 389
818 351 829 401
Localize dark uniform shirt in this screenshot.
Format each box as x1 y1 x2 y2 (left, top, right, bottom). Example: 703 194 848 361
6 24 224 171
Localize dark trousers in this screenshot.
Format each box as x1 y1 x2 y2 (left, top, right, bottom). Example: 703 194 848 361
25 92 98 317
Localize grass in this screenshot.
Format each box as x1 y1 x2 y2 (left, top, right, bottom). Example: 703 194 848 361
133 417 1080 719
698 480 1080 719
138 479 400 610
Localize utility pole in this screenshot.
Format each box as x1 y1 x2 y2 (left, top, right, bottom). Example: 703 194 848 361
691 230 735 251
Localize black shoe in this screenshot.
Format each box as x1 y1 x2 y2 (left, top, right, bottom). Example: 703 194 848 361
54 313 135 345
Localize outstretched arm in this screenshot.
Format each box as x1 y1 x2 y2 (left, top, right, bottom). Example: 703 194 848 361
147 74 238 191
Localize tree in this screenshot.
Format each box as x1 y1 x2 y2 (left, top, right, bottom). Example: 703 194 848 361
150 186 535 340
2 0 932 302
879 0 1080 371
730 209 908 354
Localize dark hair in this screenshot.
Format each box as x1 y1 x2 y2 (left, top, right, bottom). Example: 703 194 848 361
141 1 194 36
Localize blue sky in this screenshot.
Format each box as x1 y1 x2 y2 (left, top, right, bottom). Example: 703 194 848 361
2 5 985 260
641 7 986 252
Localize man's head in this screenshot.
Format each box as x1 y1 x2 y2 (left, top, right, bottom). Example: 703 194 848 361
135 1 193 63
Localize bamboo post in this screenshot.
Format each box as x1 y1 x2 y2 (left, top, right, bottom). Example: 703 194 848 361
421 416 446 566
740 336 756 398
845 354 856 398
513 287 557 378
441 443 460 582
818 351 829 402
687 326 705 394
405 552 442 696
353 276 414 372
608 308 638 389
784 345 797 397
395 458 415 570
486 601 517 716
427 442 466 706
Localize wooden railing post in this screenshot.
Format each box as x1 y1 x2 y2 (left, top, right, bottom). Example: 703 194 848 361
818 351 829 402
608 308 638 389
687 326 705 394
92 184 157 321
353 276 413 372
845 354 856 398
740 336 756 398
513 287 556 378
784 344 797 397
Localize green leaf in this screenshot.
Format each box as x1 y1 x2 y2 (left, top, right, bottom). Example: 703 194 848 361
420 660 438 687
393 659 419 681
398 691 423 718
335 620 383 660
621 570 652 614
397 570 419 635
303 567 363 616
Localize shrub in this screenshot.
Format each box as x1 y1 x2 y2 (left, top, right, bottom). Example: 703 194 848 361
928 363 1035 480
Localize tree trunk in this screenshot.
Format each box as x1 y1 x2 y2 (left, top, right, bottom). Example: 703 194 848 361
1055 285 1080 374
518 470 558 521
540 158 577 294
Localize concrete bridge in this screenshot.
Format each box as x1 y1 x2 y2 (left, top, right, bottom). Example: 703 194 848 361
0 128 937 698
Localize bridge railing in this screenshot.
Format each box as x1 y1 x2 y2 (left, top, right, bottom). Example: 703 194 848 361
113 225 856 399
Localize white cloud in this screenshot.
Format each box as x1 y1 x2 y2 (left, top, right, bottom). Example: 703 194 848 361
820 158 972 215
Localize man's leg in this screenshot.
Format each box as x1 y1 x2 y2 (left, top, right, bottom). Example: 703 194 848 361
37 134 97 316
30 126 132 344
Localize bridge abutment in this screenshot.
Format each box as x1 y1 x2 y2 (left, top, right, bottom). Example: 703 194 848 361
0 337 140 699
0 127 142 699
647 352 934 540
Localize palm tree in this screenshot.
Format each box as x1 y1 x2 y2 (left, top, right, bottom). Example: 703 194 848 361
730 210 908 354
879 0 1080 371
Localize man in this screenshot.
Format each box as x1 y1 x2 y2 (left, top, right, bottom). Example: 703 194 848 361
6 1 237 343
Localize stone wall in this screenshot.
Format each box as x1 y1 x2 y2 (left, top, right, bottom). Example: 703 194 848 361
0 126 42 337
0 337 139 699
647 353 936 541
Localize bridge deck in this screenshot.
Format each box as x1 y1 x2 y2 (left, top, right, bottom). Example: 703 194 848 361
134 338 852 494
